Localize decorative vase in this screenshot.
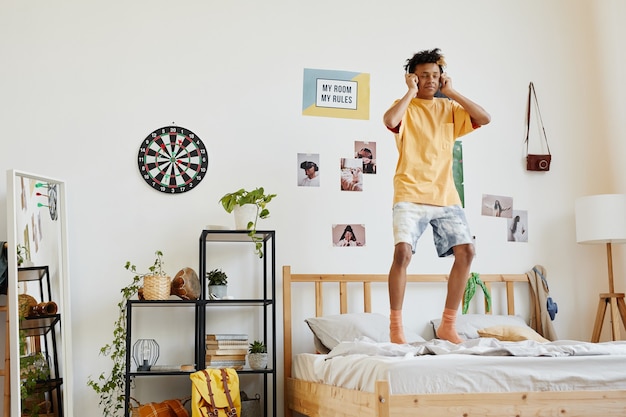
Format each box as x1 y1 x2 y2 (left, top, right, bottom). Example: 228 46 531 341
233 204 257 230
248 353 267 370
208 285 227 299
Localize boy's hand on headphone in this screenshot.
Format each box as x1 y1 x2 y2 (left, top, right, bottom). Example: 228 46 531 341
405 73 418 92
440 73 452 94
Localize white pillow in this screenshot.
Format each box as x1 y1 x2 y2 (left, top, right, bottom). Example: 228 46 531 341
305 312 425 353
430 314 528 340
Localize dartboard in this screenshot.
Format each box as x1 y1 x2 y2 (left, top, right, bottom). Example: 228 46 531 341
47 184 58 220
137 125 208 194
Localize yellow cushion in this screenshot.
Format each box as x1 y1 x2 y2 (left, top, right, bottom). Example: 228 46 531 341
477 325 549 343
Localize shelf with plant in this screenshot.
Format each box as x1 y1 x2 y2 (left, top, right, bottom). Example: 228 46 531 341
206 268 228 299
219 187 277 258
247 340 268 370
19 318 52 417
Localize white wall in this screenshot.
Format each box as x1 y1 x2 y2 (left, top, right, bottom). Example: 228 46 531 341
1 0 626 416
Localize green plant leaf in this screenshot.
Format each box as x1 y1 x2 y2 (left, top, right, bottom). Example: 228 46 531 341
87 251 164 417
218 188 276 257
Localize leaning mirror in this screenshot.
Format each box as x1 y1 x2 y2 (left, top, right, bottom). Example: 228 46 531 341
6 169 73 417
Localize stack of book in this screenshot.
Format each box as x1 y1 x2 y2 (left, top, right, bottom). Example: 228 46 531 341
206 333 248 369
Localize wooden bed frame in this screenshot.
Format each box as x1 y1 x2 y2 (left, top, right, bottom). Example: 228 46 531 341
282 265 626 417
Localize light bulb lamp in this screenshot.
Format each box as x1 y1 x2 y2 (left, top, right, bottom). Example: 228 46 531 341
575 194 626 342
132 339 160 371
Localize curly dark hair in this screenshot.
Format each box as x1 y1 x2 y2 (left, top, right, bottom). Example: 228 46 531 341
404 48 446 74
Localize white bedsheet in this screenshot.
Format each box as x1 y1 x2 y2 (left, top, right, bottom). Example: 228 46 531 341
292 338 626 394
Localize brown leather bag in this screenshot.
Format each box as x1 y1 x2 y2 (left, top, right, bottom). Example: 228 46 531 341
524 82 551 171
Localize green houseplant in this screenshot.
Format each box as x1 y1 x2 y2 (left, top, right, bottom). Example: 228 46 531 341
247 340 267 370
219 187 277 258
87 250 165 417
207 268 228 299
17 244 30 267
19 304 51 417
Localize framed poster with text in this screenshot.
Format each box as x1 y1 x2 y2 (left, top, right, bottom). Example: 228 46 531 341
302 68 370 120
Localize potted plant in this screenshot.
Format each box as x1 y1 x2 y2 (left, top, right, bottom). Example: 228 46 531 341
87 250 164 417
19 304 50 417
207 268 228 299
16 244 33 267
219 187 277 258
247 340 267 370
140 250 170 300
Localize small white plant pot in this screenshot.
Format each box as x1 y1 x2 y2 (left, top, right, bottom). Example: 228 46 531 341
233 204 257 230
208 285 227 299
248 353 268 370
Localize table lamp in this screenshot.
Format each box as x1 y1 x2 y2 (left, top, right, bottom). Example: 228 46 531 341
575 194 626 342
132 339 160 371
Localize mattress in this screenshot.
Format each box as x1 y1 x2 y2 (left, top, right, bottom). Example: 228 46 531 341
293 349 626 395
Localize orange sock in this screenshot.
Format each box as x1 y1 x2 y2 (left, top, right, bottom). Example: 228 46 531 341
436 308 463 344
390 309 406 344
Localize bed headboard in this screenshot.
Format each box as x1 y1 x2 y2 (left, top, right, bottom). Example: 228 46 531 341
282 265 528 379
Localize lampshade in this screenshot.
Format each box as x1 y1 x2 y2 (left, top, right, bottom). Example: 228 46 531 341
132 338 160 371
575 194 626 244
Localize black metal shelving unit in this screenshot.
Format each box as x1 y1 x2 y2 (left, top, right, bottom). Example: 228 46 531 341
123 230 276 417
199 230 276 417
18 265 64 417
123 298 199 417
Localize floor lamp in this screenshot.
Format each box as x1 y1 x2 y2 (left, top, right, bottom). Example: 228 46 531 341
575 194 626 342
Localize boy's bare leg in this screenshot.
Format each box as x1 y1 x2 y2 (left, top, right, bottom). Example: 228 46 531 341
389 243 412 343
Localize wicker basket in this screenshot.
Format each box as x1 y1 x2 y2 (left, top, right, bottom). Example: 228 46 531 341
18 294 37 318
143 274 171 300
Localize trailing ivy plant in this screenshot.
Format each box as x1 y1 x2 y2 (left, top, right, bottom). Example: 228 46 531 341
219 187 277 258
87 250 164 417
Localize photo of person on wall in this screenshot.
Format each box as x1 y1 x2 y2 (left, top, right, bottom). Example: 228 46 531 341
332 224 366 247
297 153 320 187
507 210 528 242
340 158 363 191
354 141 377 174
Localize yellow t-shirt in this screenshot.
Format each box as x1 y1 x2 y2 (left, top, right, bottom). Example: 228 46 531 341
392 97 476 206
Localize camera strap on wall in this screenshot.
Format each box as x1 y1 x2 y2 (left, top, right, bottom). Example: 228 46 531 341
524 82 552 171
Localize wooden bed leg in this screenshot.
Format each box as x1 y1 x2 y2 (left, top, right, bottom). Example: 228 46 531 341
375 380 390 417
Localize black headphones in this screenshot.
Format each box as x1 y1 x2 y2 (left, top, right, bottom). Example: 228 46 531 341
300 161 318 171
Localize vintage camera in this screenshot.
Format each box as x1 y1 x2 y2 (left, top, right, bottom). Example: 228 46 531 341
526 154 551 171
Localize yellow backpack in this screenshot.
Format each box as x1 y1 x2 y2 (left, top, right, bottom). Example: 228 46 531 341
190 368 241 417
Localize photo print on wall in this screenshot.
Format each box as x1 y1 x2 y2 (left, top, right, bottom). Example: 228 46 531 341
354 141 377 174
340 158 363 191
297 153 320 187
481 194 513 218
332 224 366 247
507 210 528 242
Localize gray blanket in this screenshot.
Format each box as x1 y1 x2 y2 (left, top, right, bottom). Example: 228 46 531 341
326 337 626 359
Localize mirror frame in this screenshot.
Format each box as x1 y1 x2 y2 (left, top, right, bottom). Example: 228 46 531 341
6 169 74 417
